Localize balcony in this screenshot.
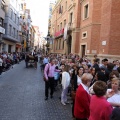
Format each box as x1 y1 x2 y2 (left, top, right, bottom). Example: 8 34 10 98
0 26 5 34
67 22 74 33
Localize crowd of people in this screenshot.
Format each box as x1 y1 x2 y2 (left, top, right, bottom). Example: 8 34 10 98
0 52 25 75
41 53 120 120
1 51 120 120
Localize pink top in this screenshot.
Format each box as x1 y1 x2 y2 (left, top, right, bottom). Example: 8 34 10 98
44 63 60 80
89 95 113 120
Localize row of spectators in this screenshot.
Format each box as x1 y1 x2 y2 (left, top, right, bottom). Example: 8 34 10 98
42 53 120 120
0 52 25 75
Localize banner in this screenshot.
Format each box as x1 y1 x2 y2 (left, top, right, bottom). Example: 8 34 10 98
64 24 68 40
24 40 26 48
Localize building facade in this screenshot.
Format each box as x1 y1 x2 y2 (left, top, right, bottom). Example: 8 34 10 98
48 1 56 53
51 0 77 55
29 25 35 51
19 0 33 52
3 0 20 53
50 0 120 60
0 0 5 52
33 26 40 51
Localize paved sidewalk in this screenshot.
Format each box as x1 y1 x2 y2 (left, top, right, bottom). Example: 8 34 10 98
0 61 72 120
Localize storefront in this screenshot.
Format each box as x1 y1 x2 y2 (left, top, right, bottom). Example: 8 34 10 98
2 40 16 53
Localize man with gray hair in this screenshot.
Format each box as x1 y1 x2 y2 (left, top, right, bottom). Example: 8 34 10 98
74 73 93 120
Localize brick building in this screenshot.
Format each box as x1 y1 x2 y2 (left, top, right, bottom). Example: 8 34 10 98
50 0 120 60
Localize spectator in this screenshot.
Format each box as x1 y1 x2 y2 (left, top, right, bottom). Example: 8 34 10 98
107 78 120 108
93 58 100 73
74 73 93 120
71 66 84 118
89 81 113 120
61 65 70 105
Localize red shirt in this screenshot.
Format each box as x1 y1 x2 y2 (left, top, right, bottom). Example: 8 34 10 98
74 84 90 119
89 95 113 120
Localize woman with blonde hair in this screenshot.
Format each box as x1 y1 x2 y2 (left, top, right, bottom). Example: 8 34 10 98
107 77 120 108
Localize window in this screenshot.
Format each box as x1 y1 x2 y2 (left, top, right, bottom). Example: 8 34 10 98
17 17 19 25
20 3 23 10
9 24 12 36
4 23 7 34
10 9 13 19
16 30 18 39
0 34 2 40
64 19 66 27
62 6 63 13
82 31 87 39
70 13 73 23
14 13 16 22
65 1 67 10
1 0 5 11
56 40 58 50
59 39 61 49
58 25 59 31
62 40 64 49
0 18 4 27
60 22 62 30
13 28 15 37
84 4 89 19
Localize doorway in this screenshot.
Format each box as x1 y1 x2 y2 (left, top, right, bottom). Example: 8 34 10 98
8 45 12 53
81 45 86 57
68 35 72 54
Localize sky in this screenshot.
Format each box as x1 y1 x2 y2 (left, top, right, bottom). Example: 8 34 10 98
26 0 55 37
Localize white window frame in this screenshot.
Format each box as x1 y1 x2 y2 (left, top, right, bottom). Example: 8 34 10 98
82 31 87 39
83 2 89 20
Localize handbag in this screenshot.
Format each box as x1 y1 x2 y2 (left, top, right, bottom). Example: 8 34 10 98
43 64 50 81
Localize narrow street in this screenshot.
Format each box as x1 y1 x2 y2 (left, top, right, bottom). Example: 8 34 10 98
0 61 72 120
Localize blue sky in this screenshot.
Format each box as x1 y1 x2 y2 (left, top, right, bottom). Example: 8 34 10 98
26 0 56 36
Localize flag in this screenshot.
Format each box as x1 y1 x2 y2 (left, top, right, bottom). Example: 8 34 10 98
24 40 26 48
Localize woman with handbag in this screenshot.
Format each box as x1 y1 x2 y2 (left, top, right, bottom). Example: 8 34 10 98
72 66 84 118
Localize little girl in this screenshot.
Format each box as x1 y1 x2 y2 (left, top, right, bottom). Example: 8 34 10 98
61 65 70 105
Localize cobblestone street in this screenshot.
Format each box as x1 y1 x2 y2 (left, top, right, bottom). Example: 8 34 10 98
0 61 72 120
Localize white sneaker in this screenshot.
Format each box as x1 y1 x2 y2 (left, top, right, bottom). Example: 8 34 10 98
61 101 66 106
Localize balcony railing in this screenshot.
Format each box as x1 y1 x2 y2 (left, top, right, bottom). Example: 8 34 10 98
68 22 73 31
